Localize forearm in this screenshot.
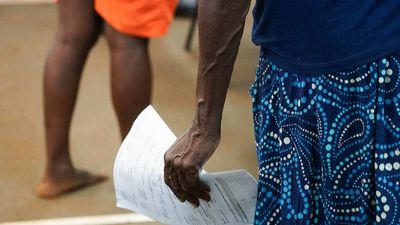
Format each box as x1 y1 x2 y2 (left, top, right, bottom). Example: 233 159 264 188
164 0 250 203
192 0 250 136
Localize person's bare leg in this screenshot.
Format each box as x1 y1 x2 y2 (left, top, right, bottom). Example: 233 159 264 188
105 24 152 139
37 0 106 198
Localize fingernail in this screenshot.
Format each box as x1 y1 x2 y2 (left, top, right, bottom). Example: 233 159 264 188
190 202 199 208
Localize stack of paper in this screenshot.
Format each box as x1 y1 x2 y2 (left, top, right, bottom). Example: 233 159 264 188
114 106 257 225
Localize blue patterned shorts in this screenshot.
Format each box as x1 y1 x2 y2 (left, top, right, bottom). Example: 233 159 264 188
250 50 400 225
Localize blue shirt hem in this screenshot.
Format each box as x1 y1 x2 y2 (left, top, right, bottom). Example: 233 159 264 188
261 41 400 75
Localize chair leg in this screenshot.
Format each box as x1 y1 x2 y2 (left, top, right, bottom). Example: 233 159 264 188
184 4 198 51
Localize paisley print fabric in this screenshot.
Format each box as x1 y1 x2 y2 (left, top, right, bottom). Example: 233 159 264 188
250 50 400 225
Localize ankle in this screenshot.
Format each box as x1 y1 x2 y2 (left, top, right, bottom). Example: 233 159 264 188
44 160 75 181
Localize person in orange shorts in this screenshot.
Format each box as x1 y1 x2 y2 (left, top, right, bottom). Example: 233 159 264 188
37 0 177 198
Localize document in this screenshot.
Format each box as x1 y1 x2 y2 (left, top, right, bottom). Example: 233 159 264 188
114 106 257 225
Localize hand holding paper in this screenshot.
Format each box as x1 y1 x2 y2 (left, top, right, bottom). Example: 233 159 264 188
164 126 220 207
114 106 257 225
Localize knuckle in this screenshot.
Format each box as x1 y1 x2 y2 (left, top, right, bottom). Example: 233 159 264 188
174 159 184 170
164 153 173 163
181 161 194 170
163 164 169 171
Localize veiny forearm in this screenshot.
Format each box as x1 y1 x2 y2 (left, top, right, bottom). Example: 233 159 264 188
163 0 250 205
192 0 250 135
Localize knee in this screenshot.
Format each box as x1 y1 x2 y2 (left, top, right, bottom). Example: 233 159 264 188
105 25 149 53
55 27 100 50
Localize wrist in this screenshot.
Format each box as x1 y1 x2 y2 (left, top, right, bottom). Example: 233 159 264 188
192 102 223 137
190 120 221 139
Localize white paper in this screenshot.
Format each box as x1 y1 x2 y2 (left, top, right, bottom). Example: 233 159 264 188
114 105 257 225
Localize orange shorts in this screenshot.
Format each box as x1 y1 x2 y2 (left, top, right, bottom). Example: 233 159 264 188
95 0 178 38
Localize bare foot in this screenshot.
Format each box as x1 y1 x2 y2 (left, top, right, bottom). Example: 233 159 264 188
36 170 107 199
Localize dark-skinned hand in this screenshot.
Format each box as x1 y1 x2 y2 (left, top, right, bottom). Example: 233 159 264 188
164 127 220 207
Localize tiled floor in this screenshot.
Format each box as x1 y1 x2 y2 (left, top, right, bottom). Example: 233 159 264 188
0 3 259 224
